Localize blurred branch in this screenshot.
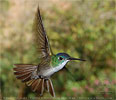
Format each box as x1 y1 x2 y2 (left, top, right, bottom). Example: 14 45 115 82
17 84 25 100
0 90 3 100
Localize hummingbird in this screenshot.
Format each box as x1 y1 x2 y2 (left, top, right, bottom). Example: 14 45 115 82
13 5 85 97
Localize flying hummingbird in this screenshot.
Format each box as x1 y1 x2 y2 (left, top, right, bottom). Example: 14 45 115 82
13 6 85 97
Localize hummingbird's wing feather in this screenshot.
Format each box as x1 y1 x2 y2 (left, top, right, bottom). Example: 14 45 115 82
13 64 37 82
33 6 53 58
37 56 53 72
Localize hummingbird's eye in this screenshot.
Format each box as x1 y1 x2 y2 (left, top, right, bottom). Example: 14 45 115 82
58 57 63 60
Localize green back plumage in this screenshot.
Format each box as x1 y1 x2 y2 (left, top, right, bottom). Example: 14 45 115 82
51 55 59 67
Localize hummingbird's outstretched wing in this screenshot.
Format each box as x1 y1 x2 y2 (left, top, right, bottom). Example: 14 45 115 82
33 6 53 58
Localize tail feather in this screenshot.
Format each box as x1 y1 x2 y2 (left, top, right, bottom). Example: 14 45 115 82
48 79 55 97
41 79 45 95
26 78 44 95
26 79 34 86
26 78 55 97
33 79 41 92
44 79 49 92
36 79 44 95
31 79 40 91
38 79 44 95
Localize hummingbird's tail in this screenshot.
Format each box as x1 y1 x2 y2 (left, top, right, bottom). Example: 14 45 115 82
26 78 55 97
13 64 55 97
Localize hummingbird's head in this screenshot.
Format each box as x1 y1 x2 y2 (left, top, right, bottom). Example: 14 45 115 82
51 53 85 67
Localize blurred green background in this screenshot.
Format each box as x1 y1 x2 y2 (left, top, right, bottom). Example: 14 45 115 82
0 0 115 100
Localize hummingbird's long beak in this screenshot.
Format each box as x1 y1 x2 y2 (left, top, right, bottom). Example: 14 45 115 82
68 57 86 61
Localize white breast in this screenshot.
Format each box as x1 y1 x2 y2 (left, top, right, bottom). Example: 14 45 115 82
43 60 69 77
53 60 69 73
43 67 55 77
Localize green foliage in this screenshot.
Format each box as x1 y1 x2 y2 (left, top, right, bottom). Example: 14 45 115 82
0 0 115 99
